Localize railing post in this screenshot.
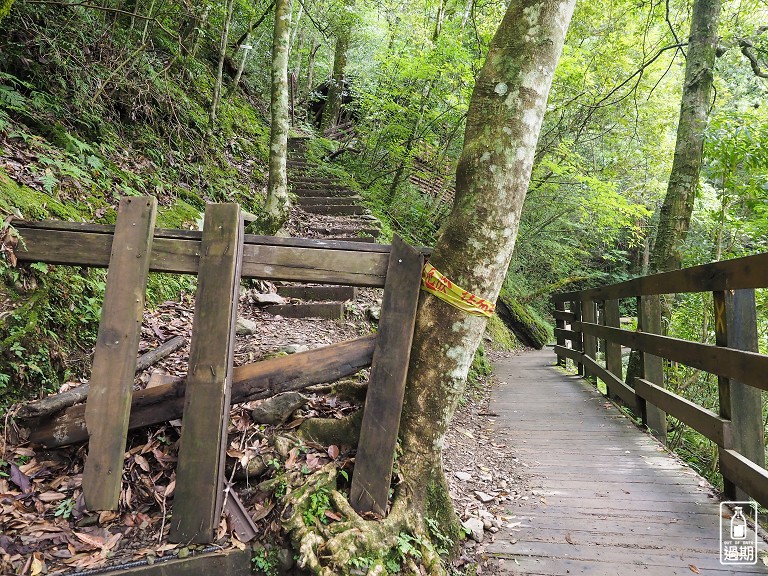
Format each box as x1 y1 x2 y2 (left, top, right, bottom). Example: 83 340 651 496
637 295 667 444
603 298 622 402
582 299 597 383
714 289 765 501
555 300 566 367
572 299 584 375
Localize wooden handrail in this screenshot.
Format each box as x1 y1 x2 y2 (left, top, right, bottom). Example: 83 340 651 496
552 258 768 508
553 252 768 301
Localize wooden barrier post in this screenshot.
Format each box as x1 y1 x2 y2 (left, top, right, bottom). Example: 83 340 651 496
572 300 584 376
350 236 423 516
555 300 566 367
83 197 157 511
170 204 244 543
603 299 623 402
714 289 765 501
637 295 666 444
582 299 597 383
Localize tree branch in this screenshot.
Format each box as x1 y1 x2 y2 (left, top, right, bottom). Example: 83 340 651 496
738 38 768 78
25 0 179 39
231 0 276 50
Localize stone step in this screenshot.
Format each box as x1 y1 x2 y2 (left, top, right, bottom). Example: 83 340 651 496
288 177 341 185
328 236 376 243
264 302 345 320
301 205 367 216
297 196 363 207
292 188 358 197
310 226 381 237
277 285 357 301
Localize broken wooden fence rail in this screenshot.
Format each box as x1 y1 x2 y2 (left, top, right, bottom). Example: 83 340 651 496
15 205 427 546
25 334 376 447
552 251 768 507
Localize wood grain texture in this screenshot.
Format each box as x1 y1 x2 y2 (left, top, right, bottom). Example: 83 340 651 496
602 298 623 402
635 378 730 446
638 295 666 442
107 548 252 575
170 204 243 544
30 335 376 447
83 197 157 511
350 236 423 516
719 448 768 509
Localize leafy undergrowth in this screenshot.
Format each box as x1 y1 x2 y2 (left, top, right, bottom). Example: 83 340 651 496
0 2 277 407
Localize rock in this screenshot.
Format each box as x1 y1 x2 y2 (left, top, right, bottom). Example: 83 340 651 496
277 548 294 573
279 344 309 354
454 471 472 482
252 293 285 305
463 518 485 543
251 392 309 425
482 518 492 530
366 305 381 321
474 491 495 504
236 317 258 335
273 435 293 459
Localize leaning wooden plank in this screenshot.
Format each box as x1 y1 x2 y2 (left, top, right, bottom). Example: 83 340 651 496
107 547 252 575
350 236 424 516
579 354 637 410
29 335 377 447
634 378 731 447
82 197 157 511
170 204 243 544
16 335 186 420
719 448 768 509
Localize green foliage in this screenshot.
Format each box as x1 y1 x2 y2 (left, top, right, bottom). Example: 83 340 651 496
485 314 518 352
302 487 332 527
467 343 492 389
54 497 75 519
250 547 279 576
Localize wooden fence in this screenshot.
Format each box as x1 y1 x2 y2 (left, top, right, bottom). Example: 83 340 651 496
552 253 768 508
12 198 425 546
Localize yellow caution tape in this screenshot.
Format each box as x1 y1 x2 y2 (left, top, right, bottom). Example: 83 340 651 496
421 262 495 317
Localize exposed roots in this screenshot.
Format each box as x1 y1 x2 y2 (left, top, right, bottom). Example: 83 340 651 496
281 464 446 575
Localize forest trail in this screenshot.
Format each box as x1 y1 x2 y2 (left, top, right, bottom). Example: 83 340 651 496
485 349 768 575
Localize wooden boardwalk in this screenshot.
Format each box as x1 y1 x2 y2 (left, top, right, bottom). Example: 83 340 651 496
485 349 768 575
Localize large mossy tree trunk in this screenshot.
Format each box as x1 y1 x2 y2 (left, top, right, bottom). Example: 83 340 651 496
284 2 575 574
262 0 293 234
650 0 720 275
626 0 720 387
397 0 575 541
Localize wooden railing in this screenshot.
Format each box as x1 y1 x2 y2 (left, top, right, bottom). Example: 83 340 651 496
552 253 768 508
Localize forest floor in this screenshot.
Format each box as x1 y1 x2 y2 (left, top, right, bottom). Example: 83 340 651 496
0 285 529 575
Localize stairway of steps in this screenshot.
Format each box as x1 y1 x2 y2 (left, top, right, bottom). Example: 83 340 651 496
267 136 383 320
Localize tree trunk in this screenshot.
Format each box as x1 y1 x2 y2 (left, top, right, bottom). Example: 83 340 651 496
649 0 721 274
209 0 235 126
262 0 293 234
625 0 720 389
304 39 320 105
396 0 575 546
321 33 350 134
283 3 575 573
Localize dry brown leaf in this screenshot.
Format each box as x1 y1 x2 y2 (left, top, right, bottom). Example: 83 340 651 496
324 510 342 522
327 445 340 459
30 553 44 576
565 532 575 545
688 565 700 574
38 491 66 503
74 532 106 550
133 454 150 472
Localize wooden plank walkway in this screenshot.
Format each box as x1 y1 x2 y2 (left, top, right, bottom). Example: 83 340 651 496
486 349 768 575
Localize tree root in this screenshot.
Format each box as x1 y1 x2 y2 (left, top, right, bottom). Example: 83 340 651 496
281 464 445 575
297 410 363 446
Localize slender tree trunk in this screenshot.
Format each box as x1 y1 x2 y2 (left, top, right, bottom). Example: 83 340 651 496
262 0 293 234
321 33 350 133
433 0 445 42
227 36 252 97
304 39 320 104
397 0 575 539
625 0 720 389
209 0 235 126
650 0 721 274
